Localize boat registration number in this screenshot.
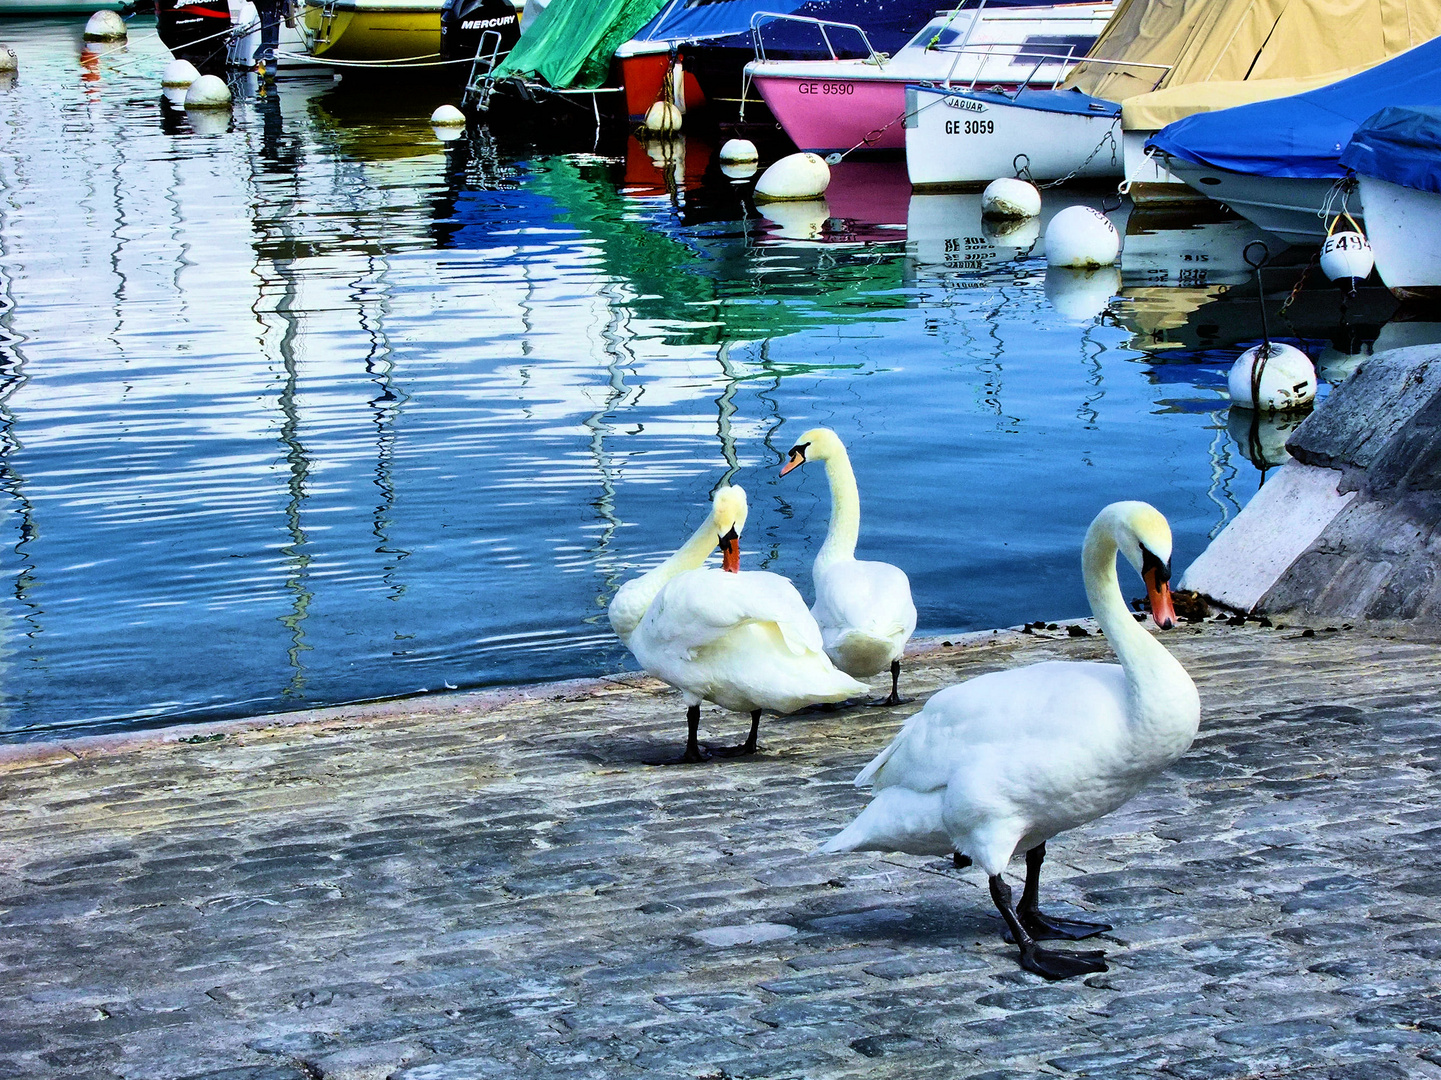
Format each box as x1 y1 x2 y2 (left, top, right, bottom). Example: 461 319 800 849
797 82 855 95
945 119 995 135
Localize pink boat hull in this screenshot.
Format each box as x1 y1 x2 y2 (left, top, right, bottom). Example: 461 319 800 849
752 75 910 154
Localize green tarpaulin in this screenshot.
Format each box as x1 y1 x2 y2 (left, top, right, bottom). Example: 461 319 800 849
492 0 667 90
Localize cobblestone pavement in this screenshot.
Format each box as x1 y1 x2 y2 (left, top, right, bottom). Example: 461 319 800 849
4 621 1441 1080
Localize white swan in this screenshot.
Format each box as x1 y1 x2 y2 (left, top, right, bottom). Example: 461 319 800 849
822 501 1199 980
781 428 917 705
610 485 867 764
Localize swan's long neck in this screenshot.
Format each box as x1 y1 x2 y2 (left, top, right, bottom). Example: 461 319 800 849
1082 523 1188 712
629 514 719 613
816 450 860 570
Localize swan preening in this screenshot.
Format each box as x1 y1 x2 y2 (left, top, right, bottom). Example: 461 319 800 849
781 428 917 705
822 501 1199 980
609 485 867 765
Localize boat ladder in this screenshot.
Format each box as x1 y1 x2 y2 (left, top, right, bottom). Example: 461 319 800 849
315 0 338 45
462 29 505 111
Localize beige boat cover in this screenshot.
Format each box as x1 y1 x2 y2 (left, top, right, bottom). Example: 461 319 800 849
1061 0 1441 129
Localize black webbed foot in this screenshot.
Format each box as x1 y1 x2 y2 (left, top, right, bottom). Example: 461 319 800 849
1004 911 1112 943
1022 911 1112 941
865 692 916 707
1019 944 1108 981
646 704 714 765
701 710 761 759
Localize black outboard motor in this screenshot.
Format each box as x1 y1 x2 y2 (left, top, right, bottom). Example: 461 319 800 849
439 0 522 67
155 0 234 75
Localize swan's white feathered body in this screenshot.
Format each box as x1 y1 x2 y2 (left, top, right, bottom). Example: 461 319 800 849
609 486 865 718
813 559 917 677
781 428 916 680
629 567 865 713
822 502 1199 876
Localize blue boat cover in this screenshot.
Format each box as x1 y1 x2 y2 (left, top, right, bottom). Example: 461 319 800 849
634 0 1027 53
1147 37 1441 180
1340 106 1441 193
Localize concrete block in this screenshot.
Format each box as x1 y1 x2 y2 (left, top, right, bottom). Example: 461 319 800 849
1178 462 1355 612
1289 344 1441 473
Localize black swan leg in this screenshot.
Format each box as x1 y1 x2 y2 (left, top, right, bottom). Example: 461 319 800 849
708 710 761 758
990 873 1107 981
867 659 916 707
645 704 712 766
1016 842 1112 941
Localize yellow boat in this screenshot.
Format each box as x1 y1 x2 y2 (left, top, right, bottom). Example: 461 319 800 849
301 0 442 64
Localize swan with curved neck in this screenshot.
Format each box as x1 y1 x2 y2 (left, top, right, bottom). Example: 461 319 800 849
610 485 866 764
822 502 1198 980
780 428 917 705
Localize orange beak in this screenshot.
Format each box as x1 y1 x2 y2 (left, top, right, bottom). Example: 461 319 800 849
779 451 803 477
1144 567 1176 629
720 528 740 573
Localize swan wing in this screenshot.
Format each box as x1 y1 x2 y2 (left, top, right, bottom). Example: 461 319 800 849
608 575 653 644
814 559 917 641
641 568 825 657
858 661 1129 792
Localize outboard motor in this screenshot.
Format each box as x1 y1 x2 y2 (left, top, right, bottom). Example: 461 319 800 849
155 0 235 75
440 0 522 66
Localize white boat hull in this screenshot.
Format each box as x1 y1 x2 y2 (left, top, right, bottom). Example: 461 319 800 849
1357 175 1441 298
905 86 1121 189
1163 157 1357 246
746 3 1114 155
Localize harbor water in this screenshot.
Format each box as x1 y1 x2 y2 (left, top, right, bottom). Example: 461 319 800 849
0 18 1409 741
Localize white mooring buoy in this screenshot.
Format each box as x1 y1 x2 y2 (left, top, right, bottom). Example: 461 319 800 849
84 9 127 41
1320 230 1374 292
430 104 466 127
0 46 17 74
981 177 1041 219
643 100 681 135
754 152 830 203
1045 205 1120 268
184 73 232 109
161 58 199 87
719 139 758 165
1227 342 1317 412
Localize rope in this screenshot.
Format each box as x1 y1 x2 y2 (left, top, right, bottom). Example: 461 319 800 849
274 48 466 67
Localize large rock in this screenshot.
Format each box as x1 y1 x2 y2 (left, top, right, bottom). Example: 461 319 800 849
1182 343 1441 623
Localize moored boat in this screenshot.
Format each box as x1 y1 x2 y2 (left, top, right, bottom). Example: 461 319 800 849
299 0 442 64
746 1 1114 156
1149 37 1441 245
906 0 1441 192
1341 107 1441 300
616 0 938 128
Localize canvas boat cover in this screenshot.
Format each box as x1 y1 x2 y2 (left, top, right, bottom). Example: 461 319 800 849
1148 39 1441 179
1059 0 1441 130
492 0 666 88
1340 105 1441 191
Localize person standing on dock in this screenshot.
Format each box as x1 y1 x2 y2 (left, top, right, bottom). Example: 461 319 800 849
255 0 284 72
